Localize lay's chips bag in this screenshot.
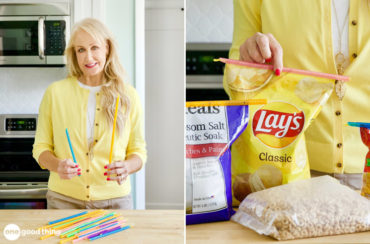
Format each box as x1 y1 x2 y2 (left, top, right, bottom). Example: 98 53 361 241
218 58 350 206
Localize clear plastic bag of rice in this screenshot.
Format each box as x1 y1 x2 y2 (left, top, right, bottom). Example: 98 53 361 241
232 175 370 240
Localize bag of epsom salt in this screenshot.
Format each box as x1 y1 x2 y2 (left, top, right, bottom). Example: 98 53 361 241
186 100 266 225
217 58 350 206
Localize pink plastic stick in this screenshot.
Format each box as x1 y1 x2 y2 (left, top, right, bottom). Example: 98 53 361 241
56 215 101 235
75 217 125 237
217 58 350 81
72 221 126 243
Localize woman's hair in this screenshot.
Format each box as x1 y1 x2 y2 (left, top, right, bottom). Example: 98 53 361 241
64 18 130 135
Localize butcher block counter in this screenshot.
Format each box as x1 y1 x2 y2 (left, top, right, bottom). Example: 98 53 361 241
187 220 370 244
0 210 184 244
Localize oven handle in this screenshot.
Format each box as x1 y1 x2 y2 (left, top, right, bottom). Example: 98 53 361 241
38 16 45 60
0 187 48 199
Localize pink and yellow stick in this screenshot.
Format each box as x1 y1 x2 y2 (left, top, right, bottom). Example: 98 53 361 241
109 95 120 164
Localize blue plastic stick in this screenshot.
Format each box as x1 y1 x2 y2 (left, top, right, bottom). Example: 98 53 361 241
347 122 370 129
65 128 78 164
89 225 130 241
48 211 88 225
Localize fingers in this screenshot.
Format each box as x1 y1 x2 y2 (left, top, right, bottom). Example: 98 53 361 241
240 32 283 75
105 167 127 176
266 33 283 73
104 161 128 185
58 159 81 179
106 174 128 185
255 33 271 61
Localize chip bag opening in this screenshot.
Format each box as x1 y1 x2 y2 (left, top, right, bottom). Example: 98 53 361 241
186 100 266 225
218 58 350 206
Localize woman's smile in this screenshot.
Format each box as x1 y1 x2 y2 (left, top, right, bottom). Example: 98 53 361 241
85 62 98 69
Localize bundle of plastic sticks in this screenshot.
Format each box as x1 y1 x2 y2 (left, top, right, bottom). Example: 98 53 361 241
38 210 130 243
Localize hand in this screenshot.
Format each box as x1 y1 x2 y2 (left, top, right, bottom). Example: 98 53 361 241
57 159 81 179
104 161 129 185
239 32 283 75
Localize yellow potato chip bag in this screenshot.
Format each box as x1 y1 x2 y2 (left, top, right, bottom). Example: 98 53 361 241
218 58 350 206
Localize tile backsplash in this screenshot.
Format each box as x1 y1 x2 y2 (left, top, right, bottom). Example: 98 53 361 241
186 0 233 43
0 67 67 114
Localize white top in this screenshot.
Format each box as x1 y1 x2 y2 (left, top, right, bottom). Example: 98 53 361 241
78 81 102 146
331 0 349 59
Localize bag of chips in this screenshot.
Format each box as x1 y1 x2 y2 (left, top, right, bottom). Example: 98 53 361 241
218 58 350 205
186 100 266 225
232 176 370 240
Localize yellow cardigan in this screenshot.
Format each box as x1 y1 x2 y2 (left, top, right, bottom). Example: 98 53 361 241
227 0 370 173
33 77 147 201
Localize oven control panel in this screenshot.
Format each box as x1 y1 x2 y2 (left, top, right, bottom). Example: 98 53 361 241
6 118 36 131
0 114 37 137
186 50 228 75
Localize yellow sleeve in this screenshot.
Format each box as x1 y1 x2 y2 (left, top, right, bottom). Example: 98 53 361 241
224 0 262 97
32 85 54 169
230 0 262 60
125 86 147 164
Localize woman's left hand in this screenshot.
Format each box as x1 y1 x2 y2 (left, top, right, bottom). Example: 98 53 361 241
104 155 143 185
104 161 130 185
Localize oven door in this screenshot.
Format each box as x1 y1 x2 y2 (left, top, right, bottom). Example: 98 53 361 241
0 137 49 209
186 75 229 101
0 182 47 209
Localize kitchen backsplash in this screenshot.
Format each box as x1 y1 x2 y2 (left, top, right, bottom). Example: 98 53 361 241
0 68 67 114
186 0 233 43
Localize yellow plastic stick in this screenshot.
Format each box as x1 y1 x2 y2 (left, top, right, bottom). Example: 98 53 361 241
40 233 55 240
59 235 77 244
109 95 120 164
186 99 267 107
59 213 122 238
38 210 105 230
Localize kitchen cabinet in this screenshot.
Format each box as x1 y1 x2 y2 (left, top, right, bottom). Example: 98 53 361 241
145 3 184 209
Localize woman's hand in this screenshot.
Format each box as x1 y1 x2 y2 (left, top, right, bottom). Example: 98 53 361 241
104 161 129 185
104 155 143 185
57 159 81 179
239 32 283 75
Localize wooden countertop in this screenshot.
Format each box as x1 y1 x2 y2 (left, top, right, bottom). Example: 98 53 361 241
0 210 184 244
187 220 370 244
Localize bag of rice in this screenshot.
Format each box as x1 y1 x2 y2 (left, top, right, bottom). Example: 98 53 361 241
232 176 370 240
218 58 350 206
186 100 266 225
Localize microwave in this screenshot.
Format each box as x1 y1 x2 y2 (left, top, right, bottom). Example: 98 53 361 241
0 3 70 66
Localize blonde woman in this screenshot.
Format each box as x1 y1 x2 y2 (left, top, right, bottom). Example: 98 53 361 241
33 18 146 209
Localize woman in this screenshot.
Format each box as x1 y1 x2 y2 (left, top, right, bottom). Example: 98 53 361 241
226 0 370 189
33 18 147 209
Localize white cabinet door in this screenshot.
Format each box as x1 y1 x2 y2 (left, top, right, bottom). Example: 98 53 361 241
145 6 184 209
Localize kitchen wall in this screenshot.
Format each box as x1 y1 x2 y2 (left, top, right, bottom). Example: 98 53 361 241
145 0 184 209
0 68 67 114
186 0 233 43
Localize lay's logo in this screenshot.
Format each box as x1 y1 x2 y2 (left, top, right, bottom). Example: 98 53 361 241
252 102 305 148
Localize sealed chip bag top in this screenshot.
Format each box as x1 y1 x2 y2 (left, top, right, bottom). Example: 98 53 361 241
186 100 266 225
218 58 350 206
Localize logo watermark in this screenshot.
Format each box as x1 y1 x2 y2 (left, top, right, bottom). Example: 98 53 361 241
3 224 60 241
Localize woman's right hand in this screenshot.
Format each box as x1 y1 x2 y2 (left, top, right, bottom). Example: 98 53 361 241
239 32 283 75
57 159 81 179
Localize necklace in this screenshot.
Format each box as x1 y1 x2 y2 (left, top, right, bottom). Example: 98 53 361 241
332 0 349 75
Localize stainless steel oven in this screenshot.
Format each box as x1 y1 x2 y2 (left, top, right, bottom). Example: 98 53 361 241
0 114 49 209
0 3 70 66
186 43 230 101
